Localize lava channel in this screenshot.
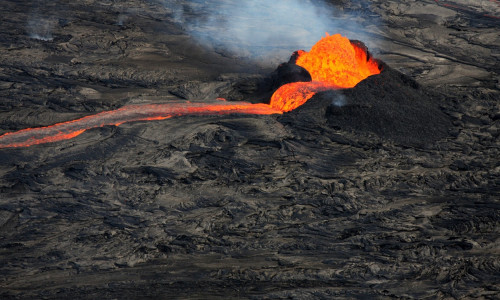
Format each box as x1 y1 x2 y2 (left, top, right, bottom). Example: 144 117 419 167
0 33 380 149
0 102 281 148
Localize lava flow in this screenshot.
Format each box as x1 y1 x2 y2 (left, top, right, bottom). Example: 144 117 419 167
0 102 280 148
0 34 380 149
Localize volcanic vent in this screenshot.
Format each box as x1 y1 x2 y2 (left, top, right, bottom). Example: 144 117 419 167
276 36 452 147
0 34 449 149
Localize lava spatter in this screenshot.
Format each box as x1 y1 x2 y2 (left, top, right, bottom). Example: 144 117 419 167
296 33 380 88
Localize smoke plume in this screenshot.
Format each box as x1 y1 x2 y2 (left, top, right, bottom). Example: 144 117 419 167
161 0 368 65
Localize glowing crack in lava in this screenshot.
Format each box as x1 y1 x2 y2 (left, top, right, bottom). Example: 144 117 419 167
270 33 380 112
0 34 380 149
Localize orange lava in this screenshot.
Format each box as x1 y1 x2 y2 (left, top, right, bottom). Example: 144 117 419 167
269 81 332 112
0 102 281 148
270 33 380 112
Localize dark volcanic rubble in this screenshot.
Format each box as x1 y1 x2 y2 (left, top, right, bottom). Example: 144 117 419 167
0 0 499 299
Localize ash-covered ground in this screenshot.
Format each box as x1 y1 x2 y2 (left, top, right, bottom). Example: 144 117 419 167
0 0 499 299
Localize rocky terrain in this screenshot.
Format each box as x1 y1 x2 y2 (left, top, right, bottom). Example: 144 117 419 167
0 0 499 299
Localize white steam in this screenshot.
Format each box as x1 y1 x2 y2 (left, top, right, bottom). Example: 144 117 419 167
331 92 347 107
161 0 368 64
117 14 128 26
27 15 56 41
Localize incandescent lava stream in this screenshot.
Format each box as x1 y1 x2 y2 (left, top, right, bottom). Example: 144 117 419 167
0 102 281 148
0 34 380 149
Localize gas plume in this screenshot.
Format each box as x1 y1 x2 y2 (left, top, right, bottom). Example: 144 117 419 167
27 15 56 41
331 93 347 107
161 0 368 64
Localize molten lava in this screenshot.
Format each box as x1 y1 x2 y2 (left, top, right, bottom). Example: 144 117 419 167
270 33 380 112
0 34 380 148
0 102 281 148
269 81 332 112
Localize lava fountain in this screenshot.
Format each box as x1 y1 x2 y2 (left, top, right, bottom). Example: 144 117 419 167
270 33 380 112
0 34 380 149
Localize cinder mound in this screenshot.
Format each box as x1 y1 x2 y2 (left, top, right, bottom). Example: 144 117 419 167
276 58 452 147
324 64 452 147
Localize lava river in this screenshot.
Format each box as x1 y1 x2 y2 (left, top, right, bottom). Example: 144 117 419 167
0 34 380 149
